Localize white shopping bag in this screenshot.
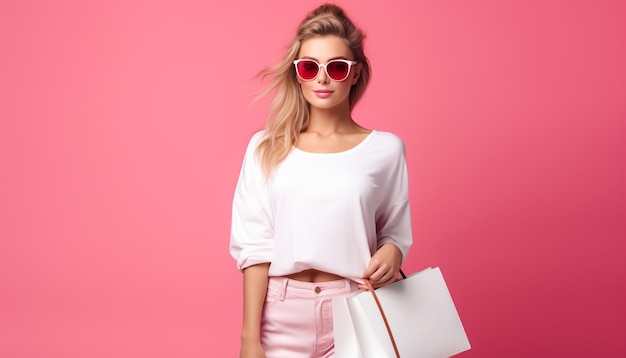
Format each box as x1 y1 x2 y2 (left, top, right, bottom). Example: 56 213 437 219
333 267 471 358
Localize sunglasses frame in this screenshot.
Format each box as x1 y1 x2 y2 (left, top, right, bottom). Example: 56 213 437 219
293 59 358 82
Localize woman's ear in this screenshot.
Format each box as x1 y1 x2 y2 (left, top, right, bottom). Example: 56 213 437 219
352 63 363 85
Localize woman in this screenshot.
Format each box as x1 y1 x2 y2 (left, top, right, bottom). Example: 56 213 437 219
230 4 413 357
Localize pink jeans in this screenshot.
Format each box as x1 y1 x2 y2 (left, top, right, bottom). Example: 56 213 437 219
261 277 360 358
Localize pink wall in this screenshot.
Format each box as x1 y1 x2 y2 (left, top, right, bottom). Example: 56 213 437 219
1 0 624 357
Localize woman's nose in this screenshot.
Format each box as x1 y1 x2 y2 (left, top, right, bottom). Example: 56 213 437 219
317 66 330 84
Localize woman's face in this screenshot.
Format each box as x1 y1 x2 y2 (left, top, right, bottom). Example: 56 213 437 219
296 35 361 112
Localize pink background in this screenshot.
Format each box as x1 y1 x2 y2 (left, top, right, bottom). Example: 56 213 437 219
1 0 625 357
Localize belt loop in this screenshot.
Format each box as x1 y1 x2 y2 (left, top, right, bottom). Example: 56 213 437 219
349 279 358 292
278 278 288 301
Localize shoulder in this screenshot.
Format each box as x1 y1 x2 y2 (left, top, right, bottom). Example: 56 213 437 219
250 130 266 145
369 131 406 154
243 130 266 153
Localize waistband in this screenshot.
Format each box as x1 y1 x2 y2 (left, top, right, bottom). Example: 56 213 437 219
268 276 360 298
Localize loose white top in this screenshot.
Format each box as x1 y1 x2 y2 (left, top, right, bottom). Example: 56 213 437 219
229 130 413 283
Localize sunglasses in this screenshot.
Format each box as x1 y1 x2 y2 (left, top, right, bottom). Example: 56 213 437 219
293 59 358 82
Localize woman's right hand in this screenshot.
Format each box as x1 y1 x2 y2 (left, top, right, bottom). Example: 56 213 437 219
240 340 265 358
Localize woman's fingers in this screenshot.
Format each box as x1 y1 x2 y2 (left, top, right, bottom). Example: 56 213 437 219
363 244 403 289
367 268 397 287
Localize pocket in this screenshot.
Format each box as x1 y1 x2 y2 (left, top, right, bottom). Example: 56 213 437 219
264 283 282 306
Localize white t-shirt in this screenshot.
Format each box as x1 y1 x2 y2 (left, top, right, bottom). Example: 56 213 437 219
229 130 413 283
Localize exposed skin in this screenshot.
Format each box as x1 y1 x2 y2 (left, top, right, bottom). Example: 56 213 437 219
239 35 403 358
295 35 368 154
240 263 269 358
360 243 403 290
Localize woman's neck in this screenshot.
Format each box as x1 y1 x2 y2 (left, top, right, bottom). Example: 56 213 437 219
307 105 358 135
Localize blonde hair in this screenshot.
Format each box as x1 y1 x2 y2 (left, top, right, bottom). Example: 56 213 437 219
255 3 371 176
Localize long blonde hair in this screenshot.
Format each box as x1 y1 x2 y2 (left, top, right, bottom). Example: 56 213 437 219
255 3 371 177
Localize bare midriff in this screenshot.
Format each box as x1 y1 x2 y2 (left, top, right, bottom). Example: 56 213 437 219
285 269 344 283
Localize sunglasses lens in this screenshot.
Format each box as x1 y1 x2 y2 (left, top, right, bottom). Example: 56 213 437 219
296 60 319 80
327 61 350 81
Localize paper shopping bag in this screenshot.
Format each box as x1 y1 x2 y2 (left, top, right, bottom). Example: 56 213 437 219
333 267 471 358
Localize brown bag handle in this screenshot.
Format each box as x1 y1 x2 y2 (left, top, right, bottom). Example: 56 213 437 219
363 269 406 358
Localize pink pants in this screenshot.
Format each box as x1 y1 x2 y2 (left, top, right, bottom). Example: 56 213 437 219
261 277 360 358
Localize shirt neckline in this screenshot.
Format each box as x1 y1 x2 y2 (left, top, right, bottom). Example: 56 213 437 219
292 130 377 156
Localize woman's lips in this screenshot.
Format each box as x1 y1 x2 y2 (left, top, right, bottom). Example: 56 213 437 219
314 90 333 98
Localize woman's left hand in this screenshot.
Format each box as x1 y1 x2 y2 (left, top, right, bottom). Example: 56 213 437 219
360 243 402 290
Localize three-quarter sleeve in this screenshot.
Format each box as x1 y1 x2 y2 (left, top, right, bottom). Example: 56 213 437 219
229 132 274 271
375 138 413 263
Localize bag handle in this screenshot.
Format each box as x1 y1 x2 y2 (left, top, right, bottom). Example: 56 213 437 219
363 269 406 358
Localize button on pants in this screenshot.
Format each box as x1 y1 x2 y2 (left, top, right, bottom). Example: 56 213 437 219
261 277 360 358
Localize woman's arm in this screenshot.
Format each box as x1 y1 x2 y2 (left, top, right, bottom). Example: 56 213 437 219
363 135 412 290
240 263 270 358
